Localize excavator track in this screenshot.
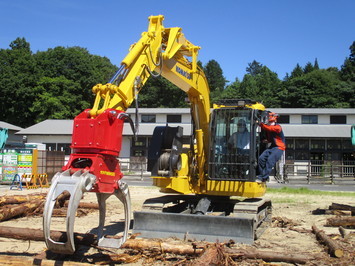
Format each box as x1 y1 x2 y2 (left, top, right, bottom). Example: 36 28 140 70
133 195 271 244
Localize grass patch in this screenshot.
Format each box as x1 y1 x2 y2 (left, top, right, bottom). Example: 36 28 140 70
267 186 355 197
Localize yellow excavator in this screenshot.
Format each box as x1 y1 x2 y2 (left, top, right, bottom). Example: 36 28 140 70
43 15 272 254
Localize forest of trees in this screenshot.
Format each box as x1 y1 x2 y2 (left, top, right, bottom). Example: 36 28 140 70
0 37 354 128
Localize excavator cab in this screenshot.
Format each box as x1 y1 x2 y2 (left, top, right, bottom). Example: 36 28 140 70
209 99 265 181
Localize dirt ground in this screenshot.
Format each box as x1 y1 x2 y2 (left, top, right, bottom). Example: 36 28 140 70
0 185 354 265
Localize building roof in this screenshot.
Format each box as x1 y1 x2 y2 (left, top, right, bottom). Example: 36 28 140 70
16 108 354 138
123 123 192 135
0 121 23 131
126 108 191 114
17 120 73 135
269 108 355 115
282 124 351 138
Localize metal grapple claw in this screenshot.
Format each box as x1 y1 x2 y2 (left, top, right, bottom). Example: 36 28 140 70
96 180 131 249
43 169 96 254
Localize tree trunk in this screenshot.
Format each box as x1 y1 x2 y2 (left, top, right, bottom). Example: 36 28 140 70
63 201 99 209
0 193 46 206
312 225 343 258
224 247 308 264
0 199 44 222
326 217 355 228
0 225 96 245
329 203 355 215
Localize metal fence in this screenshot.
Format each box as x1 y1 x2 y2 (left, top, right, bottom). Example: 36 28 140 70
120 157 355 185
276 161 355 184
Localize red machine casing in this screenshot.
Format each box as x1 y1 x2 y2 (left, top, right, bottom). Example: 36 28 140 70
63 109 125 193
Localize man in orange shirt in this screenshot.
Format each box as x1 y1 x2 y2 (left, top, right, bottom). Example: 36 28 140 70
256 112 286 183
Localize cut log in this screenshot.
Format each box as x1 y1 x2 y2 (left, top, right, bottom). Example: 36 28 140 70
64 201 99 209
326 216 355 228
0 193 47 206
0 225 96 245
329 203 355 215
312 225 343 258
56 191 71 207
0 226 310 265
0 199 44 222
224 247 308 264
121 238 205 255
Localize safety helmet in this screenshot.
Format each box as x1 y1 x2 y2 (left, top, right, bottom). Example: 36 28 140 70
268 112 279 122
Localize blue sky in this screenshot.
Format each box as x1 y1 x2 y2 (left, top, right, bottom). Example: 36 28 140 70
0 0 354 83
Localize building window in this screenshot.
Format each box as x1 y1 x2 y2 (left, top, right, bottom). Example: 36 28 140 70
295 139 309 150
141 114 156 123
330 115 346 124
45 143 56 151
167 114 182 123
285 138 294 149
327 140 341 150
131 137 147 157
310 140 325 150
133 137 146 147
132 149 145 157
57 143 71 155
302 115 318 124
278 115 290 124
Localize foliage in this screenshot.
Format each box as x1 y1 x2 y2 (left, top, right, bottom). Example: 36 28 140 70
0 38 39 127
135 76 188 108
238 65 282 107
0 38 117 127
0 37 354 128
203 60 227 104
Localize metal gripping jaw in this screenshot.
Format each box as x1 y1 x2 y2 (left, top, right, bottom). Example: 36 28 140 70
43 169 131 254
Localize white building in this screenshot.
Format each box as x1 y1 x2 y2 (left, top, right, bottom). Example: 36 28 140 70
15 108 355 164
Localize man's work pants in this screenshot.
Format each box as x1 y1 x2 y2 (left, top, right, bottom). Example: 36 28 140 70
258 147 284 180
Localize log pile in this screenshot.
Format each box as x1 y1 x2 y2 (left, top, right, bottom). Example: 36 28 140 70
0 226 311 265
0 192 98 222
0 195 354 265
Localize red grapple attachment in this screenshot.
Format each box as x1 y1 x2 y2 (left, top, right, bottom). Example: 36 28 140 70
43 109 131 254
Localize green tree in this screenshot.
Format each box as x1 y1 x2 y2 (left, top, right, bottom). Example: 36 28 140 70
203 60 227 104
314 58 320 70
303 62 315 74
217 78 241 102
239 65 282 107
136 76 188 108
340 41 355 82
204 60 226 91
290 64 304 79
246 60 263 76
0 37 39 127
34 46 117 104
282 69 351 108
30 76 88 122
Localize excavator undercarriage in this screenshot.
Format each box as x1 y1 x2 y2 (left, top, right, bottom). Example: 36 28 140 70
133 195 271 244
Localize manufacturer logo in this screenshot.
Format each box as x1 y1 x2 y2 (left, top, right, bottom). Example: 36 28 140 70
100 170 115 177
176 66 191 80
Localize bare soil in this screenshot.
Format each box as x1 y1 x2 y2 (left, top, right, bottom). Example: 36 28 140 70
0 185 354 265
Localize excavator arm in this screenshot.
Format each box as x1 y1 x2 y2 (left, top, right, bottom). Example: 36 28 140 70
90 15 210 153
43 15 211 254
